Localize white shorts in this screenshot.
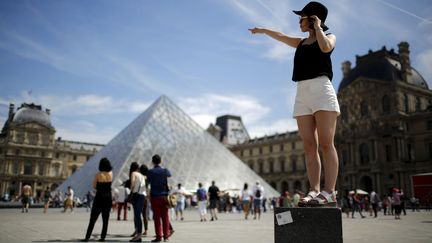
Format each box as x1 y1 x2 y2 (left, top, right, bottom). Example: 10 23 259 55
293 76 340 117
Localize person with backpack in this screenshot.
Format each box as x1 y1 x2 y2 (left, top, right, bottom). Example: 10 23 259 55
252 181 264 220
196 182 208 222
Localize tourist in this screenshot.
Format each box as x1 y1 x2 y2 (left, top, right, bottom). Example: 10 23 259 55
252 181 264 220
174 183 186 221
82 158 113 242
208 181 220 221
43 187 51 214
249 1 339 207
114 182 130 221
129 162 147 242
147 155 172 242
63 186 74 213
392 188 403 220
21 184 32 213
241 183 252 220
196 182 208 222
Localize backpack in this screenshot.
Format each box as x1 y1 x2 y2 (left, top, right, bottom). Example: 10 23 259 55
255 189 261 198
198 189 206 201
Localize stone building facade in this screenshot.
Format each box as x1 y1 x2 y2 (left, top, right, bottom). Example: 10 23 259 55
0 103 103 200
336 42 432 197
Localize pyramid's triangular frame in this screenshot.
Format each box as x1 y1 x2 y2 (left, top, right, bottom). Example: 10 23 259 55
57 96 279 198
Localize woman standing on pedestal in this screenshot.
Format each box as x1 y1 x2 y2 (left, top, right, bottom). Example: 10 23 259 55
249 1 339 207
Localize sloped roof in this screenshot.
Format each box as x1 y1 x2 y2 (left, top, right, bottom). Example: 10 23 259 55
338 48 429 92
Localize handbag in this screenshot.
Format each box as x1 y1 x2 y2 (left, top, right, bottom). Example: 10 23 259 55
125 192 137 203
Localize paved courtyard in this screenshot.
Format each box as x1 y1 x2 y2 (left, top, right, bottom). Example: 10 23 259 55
0 207 431 243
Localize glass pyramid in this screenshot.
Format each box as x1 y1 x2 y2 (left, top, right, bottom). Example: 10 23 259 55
56 96 279 198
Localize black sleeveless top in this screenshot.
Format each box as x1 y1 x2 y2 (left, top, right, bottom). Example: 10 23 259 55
95 182 112 197
292 37 334 81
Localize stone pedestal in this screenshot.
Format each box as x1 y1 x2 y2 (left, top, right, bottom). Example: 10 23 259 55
274 207 343 243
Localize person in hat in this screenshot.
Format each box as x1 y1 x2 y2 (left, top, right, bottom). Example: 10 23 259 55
249 1 339 207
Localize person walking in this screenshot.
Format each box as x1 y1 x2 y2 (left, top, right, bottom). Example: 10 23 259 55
249 1 339 207
43 187 51 214
208 181 220 221
147 155 172 242
21 184 32 213
196 182 208 222
351 192 365 219
174 183 186 221
370 190 380 218
241 183 252 220
82 158 113 242
63 186 74 213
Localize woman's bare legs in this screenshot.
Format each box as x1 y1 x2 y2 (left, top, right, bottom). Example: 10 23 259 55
314 111 339 193
296 111 339 194
296 115 321 193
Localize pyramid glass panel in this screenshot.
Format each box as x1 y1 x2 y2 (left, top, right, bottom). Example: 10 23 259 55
57 96 279 198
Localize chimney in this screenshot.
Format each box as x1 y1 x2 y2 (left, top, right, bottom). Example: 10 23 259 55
398 41 411 82
8 103 14 119
341 61 352 79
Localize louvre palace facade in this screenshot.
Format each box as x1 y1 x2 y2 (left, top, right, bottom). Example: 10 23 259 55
0 103 103 200
229 42 432 198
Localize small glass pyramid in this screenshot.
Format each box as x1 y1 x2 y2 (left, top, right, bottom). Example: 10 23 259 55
56 96 279 198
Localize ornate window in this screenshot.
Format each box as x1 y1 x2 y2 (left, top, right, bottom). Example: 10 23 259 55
53 164 61 177
24 162 32 175
359 143 369 164
28 132 38 145
382 95 390 114
415 97 421 111
12 162 19 174
268 159 274 173
291 157 297 172
403 94 409 113
38 162 45 175
15 132 24 144
279 158 285 172
41 134 51 146
360 100 369 117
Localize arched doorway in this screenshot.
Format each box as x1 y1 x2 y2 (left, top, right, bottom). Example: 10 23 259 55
359 176 373 192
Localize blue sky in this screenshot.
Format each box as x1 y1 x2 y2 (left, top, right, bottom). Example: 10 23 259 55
1 0 431 144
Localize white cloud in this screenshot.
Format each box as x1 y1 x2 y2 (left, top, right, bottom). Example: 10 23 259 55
177 93 298 138
178 93 270 128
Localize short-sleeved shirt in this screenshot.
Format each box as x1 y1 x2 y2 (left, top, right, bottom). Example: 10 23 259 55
208 185 220 200
147 165 171 197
